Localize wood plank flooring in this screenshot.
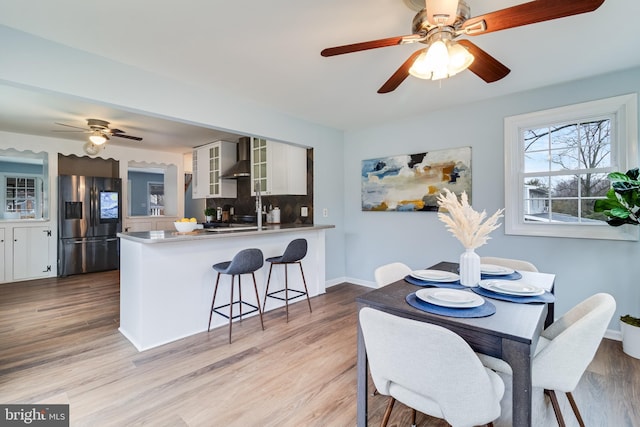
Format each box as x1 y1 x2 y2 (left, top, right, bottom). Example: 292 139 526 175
0 271 639 426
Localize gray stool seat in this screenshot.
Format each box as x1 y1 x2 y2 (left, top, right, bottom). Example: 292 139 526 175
208 248 265 343
263 239 312 322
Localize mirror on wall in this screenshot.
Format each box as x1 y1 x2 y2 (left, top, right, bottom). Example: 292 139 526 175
0 149 49 220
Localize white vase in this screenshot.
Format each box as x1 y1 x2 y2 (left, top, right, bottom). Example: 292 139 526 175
621 320 640 359
459 248 481 287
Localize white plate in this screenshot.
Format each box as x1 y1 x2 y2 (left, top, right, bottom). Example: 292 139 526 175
416 288 484 308
479 280 544 296
410 269 460 282
480 264 515 275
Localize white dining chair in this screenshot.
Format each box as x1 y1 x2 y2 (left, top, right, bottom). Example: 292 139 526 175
360 307 505 427
477 293 616 427
480 256 539 272
374 262 411 287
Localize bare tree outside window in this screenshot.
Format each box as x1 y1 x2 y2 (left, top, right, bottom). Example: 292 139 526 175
522 118 612 223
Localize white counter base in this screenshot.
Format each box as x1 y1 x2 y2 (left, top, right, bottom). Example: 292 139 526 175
119 227 329 351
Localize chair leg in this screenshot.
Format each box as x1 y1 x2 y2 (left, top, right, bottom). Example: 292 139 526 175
252 272 265 330
566 392 586 427
380 397 395 427
262 263 274 312
228 275 235 344
544 389 567 427
411 408 416 427
208 273 221 332
238 275 243 320
284 263 289 322
298 261 312 314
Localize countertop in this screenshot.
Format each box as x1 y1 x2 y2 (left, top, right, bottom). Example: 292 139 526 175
117 223 334 244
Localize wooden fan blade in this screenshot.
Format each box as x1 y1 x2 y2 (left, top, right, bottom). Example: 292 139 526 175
457 40 510 83
321 35 410 57
462 0 605 35
111 133 143 141
54 122 88 131
378 48 426 94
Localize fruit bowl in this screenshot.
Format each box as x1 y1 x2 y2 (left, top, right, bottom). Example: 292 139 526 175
174 221 198 232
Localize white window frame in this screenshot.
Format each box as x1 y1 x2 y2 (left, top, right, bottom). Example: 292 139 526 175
504 93 638 240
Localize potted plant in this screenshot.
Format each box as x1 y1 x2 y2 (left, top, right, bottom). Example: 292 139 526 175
204 207 215 223
594 168 640 358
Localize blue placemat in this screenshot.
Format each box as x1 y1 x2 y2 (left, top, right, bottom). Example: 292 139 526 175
404 275 466 289
481 271 522 280
405 292 496 318
405 271 522 289
471 286 555 304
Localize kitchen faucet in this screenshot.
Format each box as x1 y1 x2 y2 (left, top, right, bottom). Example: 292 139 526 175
255 180 262 229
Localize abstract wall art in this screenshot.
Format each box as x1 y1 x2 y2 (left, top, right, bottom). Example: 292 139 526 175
361 146 471 211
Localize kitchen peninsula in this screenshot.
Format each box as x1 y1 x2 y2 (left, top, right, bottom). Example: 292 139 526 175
117 223 334 351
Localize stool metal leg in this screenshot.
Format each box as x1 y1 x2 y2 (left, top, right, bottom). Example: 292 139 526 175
262 263 274 312
208 272 222 332
298 261 312 314
284 264 289 322
228 275 235 344
263 260 312 321
238 275 243 320
252 272 265 330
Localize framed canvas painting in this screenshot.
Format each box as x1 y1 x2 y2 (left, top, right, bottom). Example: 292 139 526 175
361 146 471 211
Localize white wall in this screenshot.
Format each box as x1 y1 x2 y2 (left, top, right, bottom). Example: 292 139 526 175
344 66 640 331
0 25 346 281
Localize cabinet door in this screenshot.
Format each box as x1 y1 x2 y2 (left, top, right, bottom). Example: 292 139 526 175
192 142 237 198
251 138 269 194
251 140 307 196
13 226 51 280
0 229 5 282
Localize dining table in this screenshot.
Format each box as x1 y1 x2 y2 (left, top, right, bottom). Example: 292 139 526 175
356 261 556 427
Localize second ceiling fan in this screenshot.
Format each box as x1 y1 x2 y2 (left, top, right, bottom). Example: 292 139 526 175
321 0 605 93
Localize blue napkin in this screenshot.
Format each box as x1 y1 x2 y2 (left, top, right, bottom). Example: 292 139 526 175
405 292 496 318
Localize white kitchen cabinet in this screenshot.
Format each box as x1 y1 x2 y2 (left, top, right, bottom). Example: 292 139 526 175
251 138 307 195
13 226 51 280
192 141 237 199
0 228 5 282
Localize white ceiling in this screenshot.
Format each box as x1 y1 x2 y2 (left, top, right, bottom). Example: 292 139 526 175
0 0 638 153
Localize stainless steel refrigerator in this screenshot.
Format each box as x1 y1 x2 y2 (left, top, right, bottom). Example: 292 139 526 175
58 175 122 276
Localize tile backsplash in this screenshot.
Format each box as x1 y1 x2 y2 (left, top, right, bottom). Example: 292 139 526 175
205 148 313 224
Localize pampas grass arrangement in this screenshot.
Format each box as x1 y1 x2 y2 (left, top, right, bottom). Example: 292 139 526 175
436 189 504 249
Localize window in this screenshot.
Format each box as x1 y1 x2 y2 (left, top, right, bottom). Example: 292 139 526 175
505 94 638 240
148 182 164 216
5 176 41 219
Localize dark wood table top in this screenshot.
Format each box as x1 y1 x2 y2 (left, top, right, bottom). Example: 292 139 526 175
356 261 555 357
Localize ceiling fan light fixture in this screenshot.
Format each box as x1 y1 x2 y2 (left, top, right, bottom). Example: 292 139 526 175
89 131 107 145
409 38 474 81
447 42 474 76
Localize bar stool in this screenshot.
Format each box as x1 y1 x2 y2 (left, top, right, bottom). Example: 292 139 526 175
208 248 265 344
262 238 312 322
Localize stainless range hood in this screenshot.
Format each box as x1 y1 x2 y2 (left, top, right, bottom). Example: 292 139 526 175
221 137 251 179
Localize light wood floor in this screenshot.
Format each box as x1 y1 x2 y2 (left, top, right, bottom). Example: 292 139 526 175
0 271 639 426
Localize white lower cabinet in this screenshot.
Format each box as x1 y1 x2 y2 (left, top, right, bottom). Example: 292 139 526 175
13 226 51 280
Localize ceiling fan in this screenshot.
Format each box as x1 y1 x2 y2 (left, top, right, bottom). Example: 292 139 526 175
321 0 605 93
53 118 143 142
